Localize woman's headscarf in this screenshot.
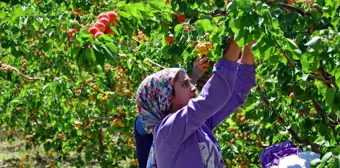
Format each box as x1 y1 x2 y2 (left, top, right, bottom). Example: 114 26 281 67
136 68 186 134
260 141 302 168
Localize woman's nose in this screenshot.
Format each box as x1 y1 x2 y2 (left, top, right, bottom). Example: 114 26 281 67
190 83 197 92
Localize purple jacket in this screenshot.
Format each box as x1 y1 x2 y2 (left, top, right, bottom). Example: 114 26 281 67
149 59 256 167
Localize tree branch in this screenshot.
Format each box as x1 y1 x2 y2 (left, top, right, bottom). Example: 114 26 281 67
274 2 307 16
259 89 321 153
319 63 335 88
276 43 336 88
105 71 115 92
278 113 320 153
274 41 296 67
204 2 307 17
144 58 167 69
119 54 167 70
279 47 296 67
202 2 307 17
93 115 123 121
210 9 228 17
308 74 336 87
97 125 104 162
0 63 43 81
312 99 337 138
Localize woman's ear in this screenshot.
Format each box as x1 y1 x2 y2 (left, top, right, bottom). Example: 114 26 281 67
169 95 174 101
170 77 175 86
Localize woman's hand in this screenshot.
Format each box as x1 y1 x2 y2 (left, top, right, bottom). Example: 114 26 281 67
223 38 241 63
240 40 256 65
194 57 210 73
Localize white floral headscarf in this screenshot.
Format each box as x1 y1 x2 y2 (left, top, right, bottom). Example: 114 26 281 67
136 68 186 134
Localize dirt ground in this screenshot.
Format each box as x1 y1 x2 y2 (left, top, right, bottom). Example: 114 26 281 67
0 130 101 168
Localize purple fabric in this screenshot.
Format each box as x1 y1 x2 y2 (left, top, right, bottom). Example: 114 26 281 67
260 141 302 168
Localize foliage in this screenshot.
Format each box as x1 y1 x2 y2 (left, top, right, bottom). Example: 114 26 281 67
0 0 339 167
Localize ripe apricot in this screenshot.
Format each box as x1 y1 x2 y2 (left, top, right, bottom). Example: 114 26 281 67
165 34 174 45
105 26 115 35
94 22 106 32
107 11 118 23
88 27 100 35
94 32 104 39
289 92 295 100
98 13 109 20
99 18 110 27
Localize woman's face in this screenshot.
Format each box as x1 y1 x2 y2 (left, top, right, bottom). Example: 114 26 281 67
170 71 197 111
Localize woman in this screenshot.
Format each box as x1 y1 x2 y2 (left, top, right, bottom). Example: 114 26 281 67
134 56 211 168
136 38 256 167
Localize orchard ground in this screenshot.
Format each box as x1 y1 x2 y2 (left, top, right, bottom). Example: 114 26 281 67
0 131 97 167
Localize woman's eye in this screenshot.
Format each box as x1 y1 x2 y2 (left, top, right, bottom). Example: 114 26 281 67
182 81 189 87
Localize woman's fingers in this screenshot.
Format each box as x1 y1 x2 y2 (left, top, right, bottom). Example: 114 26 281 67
203 67 209 72
194 57 200 63
194 56 211 73
199 60 210 72
198 57 209 65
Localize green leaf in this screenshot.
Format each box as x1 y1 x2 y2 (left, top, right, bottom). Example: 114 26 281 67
101 44 114 60
42 40 53 52
332 158 340 168
325 88 336 107
85 47 96 64
305 36 322 47
116 1 126 7
133 2 145 11
323 0 339 18
77 130 82 136
301 52 319 73
76 49 85 67
257 16 264 26
272 19 280 30
126 5 141 19
251 44 260 57
229 17 242 34
12 4 24 16
149 2 163 11
72 47 81 60
301 73 309 81
310 158 322 165
215 0 225 8
227 1 238 16
335 68 340 87
322 152 332 162
32 21 39 30
105 43 118 54
94 50 105 67
232 144 239 153
236 0 252 10
174 24 183 37
0 2 6 8
286 38 301 60
331 17 340 31
197 19 212 32
178 1 187 12
336 125 340 133
98 34 113 43
117 11 131 18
